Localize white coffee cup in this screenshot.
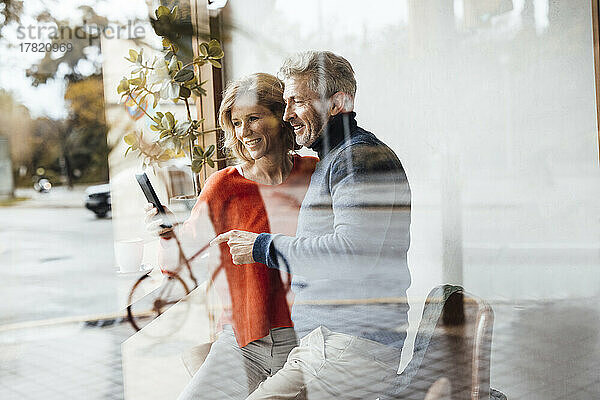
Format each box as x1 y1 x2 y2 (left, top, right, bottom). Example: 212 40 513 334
115 238 144 273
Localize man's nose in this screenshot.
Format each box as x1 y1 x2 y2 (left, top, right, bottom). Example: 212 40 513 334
283 104 294 122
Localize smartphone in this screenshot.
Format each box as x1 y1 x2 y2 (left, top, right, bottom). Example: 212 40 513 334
135 173 172 228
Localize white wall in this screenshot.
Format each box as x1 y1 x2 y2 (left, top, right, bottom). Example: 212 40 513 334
220 0 600 300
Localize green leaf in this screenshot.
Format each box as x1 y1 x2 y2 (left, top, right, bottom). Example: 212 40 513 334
117 78 129 94
165 112 175 128
123 133 138 145
153 93 159 108
158 153 171 162
173 68 194 82
124 147 131 157
179 86 191 98
207 40 223 58
191 159 203 173
208 59 221 68
176 121 191 135
207 158 215 168
169 5 178 22
194 145 204 157
192 87 207 97
128 77 142 86
128 49 138 62
205 144 215 158
199 43 209 57
149 125 160 131
156 5 170 18
167 56 178 72
209 49 224 59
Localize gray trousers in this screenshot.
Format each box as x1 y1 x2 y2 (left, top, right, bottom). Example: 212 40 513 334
177 326 299 400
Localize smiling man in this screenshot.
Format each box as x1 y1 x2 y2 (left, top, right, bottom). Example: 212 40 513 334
212 51 412 399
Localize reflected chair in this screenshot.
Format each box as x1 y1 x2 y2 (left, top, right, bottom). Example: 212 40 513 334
381 284 506 400
182 342 212 377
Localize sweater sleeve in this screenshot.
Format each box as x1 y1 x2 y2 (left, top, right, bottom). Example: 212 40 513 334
259 142 411 280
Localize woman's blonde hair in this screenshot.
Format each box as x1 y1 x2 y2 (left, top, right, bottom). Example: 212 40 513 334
219 73 299 162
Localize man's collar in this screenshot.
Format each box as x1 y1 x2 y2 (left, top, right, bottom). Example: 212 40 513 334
309 112 357 159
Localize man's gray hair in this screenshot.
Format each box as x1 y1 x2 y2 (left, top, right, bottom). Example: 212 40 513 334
279 51 357 99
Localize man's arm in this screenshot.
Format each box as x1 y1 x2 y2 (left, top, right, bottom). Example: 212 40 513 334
214 142 411 279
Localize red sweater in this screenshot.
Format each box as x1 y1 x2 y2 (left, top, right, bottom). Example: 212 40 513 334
194 154 316 347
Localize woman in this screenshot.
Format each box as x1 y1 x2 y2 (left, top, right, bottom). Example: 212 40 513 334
146 73 316 399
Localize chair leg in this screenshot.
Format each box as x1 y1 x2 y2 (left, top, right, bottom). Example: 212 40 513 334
424 377 451 400
181 342 213 377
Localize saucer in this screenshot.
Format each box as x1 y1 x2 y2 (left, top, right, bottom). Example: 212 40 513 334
116 264 154 275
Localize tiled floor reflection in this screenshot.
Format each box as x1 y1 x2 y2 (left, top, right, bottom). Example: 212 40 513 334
491 298 600 400
0 321 130 400
0 298 599 399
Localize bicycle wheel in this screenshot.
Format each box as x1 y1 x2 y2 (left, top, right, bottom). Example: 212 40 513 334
127 271 190 333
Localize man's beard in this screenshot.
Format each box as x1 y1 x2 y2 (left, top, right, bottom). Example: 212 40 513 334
296 115 326 147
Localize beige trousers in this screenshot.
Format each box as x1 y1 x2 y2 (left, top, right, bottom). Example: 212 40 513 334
177 326 298 400
246 326 401 400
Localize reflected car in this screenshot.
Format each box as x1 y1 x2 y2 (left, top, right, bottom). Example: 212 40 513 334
85 184 111 218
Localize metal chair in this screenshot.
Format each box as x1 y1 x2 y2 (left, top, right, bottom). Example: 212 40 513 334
381 284 506 400
182 342 212 377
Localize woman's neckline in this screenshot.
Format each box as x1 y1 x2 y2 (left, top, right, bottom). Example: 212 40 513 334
234 154 297 186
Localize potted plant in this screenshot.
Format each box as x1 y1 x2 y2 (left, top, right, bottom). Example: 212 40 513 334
117 5 226 197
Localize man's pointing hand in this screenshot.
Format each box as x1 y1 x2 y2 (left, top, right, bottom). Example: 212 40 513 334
210 230 259 265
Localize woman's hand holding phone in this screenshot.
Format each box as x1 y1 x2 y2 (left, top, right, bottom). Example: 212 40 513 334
144 203 175 238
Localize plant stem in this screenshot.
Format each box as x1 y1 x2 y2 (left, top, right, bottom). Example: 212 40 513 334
127 91 155 121
183 97 200 195
193 128 222 135
183 98 192 121
180 61 195 70
180 57 208 71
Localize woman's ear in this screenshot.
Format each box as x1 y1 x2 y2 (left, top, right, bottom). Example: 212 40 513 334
329 92 353 115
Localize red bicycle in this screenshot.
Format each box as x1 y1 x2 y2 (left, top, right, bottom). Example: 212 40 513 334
126 228 213 333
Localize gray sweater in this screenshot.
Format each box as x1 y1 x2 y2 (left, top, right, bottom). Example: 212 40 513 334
253 112 411 347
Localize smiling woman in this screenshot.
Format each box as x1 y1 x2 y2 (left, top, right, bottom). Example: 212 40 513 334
150 72 317 400
231 103 283 164
219 73 303 185
221 74 300 156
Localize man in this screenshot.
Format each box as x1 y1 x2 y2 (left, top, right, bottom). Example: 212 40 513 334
212 51 412 399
